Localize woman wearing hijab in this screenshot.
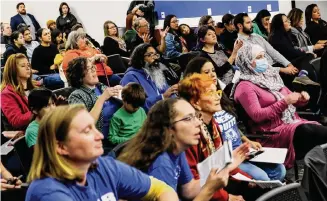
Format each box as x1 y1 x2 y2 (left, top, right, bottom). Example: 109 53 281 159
252 9 271 40
233 44 327 169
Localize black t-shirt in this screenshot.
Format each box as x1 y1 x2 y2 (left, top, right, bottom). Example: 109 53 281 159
31 44 58 75
220 30 238 52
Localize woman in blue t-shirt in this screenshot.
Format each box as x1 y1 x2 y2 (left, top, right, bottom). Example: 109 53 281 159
183 57 286 181
119 98 250 200
26 104 178 201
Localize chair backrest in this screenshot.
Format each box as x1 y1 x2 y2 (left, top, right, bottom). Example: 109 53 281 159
309 57 321 82
52 87 75 105
12 136 34 177
107 54 127 74
256 183 308 201
321 143 327 158
178 51 200 73
108 141 129 159
118 27 126 38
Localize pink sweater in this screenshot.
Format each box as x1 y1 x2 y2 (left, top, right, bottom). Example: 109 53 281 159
234 81 318 168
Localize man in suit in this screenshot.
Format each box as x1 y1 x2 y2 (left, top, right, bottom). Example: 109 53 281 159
10 2 40 40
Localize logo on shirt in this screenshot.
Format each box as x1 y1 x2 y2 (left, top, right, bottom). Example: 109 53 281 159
97 192 116 201
174 165 181 180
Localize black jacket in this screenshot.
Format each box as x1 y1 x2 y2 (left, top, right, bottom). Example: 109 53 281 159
305 20 327 45
269 31 306 61
220 29 238 52
302 145 327 201
0 35 11 45
10 13 40 32
56 13 77 36
102 37 129 57
3 44 27 64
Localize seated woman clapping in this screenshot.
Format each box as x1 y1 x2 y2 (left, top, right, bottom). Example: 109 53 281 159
119 98 249 201
25 104 179 201
184 57 286 181
232 44 327 169
178 73 265 201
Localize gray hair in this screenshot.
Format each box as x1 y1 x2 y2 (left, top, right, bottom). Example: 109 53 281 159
65 30 86 50
133 17 146 30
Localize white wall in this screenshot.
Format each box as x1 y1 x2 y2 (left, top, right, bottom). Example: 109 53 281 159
1 0 292 44
1 0 132 44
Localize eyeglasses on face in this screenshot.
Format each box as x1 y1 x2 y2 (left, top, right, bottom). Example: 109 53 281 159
171 113 201 125
204 90 223 97
86 65 96 73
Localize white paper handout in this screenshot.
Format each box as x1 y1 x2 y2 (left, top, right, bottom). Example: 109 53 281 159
232 173 285 189
232 70 241 84
197 140 233 187
249 147 287 164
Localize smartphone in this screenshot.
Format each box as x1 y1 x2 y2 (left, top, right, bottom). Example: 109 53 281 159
7 175 23 185
248 150 264 159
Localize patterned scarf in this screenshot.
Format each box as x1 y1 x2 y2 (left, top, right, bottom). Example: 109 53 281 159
199 117 223 157
231 44 297 124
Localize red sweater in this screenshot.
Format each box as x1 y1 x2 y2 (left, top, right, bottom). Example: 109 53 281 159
185 120 252 201
1 85 32 130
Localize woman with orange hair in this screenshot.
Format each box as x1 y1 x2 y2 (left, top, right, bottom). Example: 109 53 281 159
178 73 265 201
1 53 35 130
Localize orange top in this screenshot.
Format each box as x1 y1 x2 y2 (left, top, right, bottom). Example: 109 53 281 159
62 47 113 76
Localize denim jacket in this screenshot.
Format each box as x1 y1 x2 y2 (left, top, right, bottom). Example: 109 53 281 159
164 32 182 59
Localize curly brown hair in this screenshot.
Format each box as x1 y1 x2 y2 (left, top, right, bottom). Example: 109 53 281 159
118 98 180 172
66 57 88 88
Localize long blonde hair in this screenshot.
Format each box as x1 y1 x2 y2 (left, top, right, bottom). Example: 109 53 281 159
1 53 34 96
27 104 87 183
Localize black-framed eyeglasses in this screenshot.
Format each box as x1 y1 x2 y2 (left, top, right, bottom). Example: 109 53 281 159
86 65 96 73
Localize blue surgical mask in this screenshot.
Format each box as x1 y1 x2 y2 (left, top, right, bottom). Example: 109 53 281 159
254 58 268 73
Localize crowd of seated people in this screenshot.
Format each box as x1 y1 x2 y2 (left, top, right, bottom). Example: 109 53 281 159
1 1 327 200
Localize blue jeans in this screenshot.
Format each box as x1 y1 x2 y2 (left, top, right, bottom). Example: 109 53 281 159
43 73 64 89
239 161 286 181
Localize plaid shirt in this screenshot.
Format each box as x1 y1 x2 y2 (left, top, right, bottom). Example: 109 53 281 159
68 83 107 131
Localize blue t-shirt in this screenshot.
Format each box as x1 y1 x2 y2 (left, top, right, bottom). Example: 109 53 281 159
25 156 151 201
148 151 193 191
213 110 242 150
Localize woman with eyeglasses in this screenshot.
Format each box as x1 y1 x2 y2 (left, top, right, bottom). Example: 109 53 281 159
63 30 121 86
163 15 188 59
252 9 271 40
119 97 250 201
288 8 325 57
1 53 35 131
102 20 129 57
304 4 327 46
121 43 179 112
66 56 122 153
178 73 267 201
25 104 179 201
183 57 286 182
